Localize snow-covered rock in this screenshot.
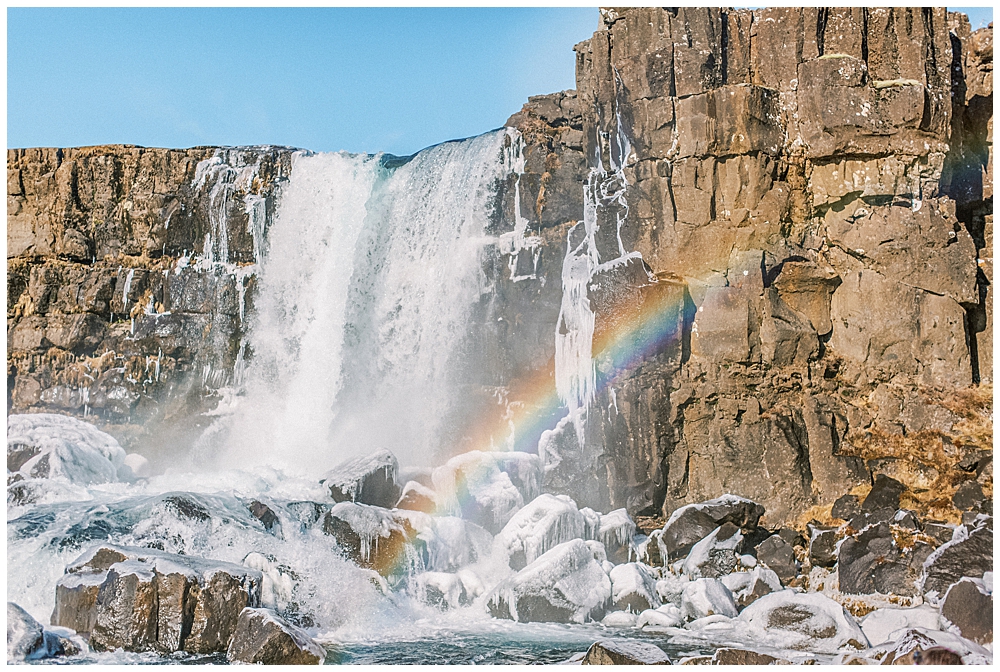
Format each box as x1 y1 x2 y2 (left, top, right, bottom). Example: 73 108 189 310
860 604 940 646
609 562 660 613
921 519 993 601
227 607 325 665
486 539 612 623
7 602 69 662
432 451 527 533
582 639 671 665
636 604 684 629
601 611 638 627
396 480 437 513
720 566 782 609
654 573 689 606
7 413 130 498
496 494 585 570
681 523 742 578
738 591 868 654
870 627 992 665
415 515 493 573
594 508 636 564
661 495 764 560
413 571 469 609
680 578 738 620
320 449 400 509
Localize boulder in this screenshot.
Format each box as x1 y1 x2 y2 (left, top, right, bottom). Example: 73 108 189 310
754 534 797 584
953 481 987 511
922 519 993 599
54 544 261 654
660 496 764 560
861 474 905 512
227 608 324 665
582 640 670 665
495 493 585 570
322 501 414 577
859 605 940 646
486 539 612 623
738 591 869 654
720 566 782 609
873 628 992 665
831 494 861 521
712 648 787 664
681 523 742 578
838 522 931 596
395 481 437 513
609 563 660 613
320 449 401 509
247 499 281 533
680 578 738 620
636 604 684 629
939 577 992 644
807 525 839 568
7 603 65 662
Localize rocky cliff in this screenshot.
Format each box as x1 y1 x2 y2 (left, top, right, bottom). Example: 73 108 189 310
6 7 992 525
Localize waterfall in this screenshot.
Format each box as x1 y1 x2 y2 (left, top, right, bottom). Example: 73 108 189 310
208 130 522 473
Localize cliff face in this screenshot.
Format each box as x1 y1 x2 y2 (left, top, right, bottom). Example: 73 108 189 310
7 7 992 523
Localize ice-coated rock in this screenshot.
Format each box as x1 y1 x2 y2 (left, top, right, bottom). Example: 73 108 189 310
496 493 585 570
7 602 68 662
415 515 493 573
7 414 130 504
921 518 993 600
680 578 738 620
413 571 469 609
738 591 868 654
860 604 941 646
939 577 992 644
720 565 782 609
681 522 742 578
320 449 401 509
122 453 151 478
396 480 437 513
636 604 683 629
432 451 528 533
322 501 415 576
871 627 992 665
242 553 293 611
594 508 636 564
654 573 688 607
227 607 324 665
486 539 612 623
661 495 764 560
601 611 638 627
609 562 660 613
54 543 262 654
582 639 671 665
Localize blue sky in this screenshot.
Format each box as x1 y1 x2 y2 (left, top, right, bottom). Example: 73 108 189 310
7 7 993 156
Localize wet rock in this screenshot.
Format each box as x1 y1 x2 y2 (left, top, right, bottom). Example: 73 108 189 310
939 577 992 644
922 520 993 599
738 591 869 654
247 500 280 533
755 535 797 584
395 480 437 513
661 496 765 560
838 522 930 596
486 539 612 623
322 502 414 577
582 639 671 665
680 578 738 620
831 494 861 521
807 525 839 568
320 449 401 509
56 544 262 654
227 607 324 665
162 493 212 522
609 563 660 613
862 474 906 512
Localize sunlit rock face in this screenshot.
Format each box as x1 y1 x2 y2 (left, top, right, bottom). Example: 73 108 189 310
6 8 993 527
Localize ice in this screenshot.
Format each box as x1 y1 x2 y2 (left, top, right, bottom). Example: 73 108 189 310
122 454 151 479
681 524 743 578
680 578 738 620
416 515 494 573
720 565 782 603
7 413 129 486
738 590 869 654
496 494 586 569
487 539 612 624
602 611 638 627
595 508 636 550
869 627 993 665
414 571 468 609
329 501 409 562
432 451 527 531
655 573 689 606
243 553 294 611
608 563 660 612
860 604 941 645
637 604 684 629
